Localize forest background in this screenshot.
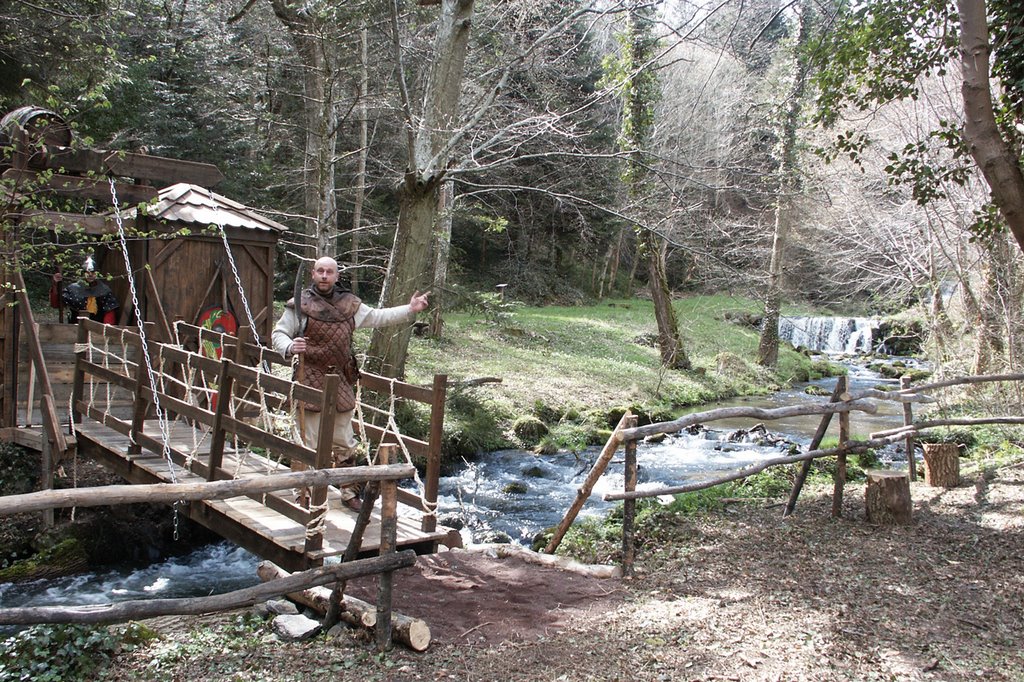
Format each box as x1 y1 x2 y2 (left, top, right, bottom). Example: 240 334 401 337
3 0 1024 398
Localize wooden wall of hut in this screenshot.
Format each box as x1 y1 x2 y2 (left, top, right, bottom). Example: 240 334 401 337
141 223 276 343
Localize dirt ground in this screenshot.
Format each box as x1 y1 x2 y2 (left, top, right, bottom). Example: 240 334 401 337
102 463 1024 682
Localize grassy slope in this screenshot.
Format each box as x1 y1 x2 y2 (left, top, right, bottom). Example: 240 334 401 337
395 294 833 452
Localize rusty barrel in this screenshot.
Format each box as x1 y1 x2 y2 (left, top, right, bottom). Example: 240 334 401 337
0 106 73 153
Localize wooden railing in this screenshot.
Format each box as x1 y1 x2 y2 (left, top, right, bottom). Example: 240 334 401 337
71 319 446 555
172 320 448 532
9 271 67 526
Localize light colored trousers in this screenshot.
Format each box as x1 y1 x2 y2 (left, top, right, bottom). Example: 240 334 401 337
294 409 358 501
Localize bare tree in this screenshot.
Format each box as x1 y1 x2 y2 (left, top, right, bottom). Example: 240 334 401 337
756 0 814 368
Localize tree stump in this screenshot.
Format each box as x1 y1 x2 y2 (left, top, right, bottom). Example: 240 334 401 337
921 443 960 488
865 470 912 525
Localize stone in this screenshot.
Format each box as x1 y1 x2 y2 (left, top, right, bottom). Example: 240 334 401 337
272 614 322 641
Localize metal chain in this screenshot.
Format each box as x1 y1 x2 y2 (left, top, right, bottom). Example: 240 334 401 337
209 189 262 346
108 178 178 486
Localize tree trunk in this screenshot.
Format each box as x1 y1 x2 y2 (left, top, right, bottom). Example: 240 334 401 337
367 185 437 377
865 470 912 525
958 0 1024 254
621 1 690 370
368 0 474 378
972 236 1011 374
350 24 369 295
430 179 454 338
757 0 814 368
644 230 690 369
270 0 341 253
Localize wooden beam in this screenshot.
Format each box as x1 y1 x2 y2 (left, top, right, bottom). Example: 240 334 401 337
21 210 135 236
2 169 158 205
0 463 415 515
0 550 415 625
33 146 225 188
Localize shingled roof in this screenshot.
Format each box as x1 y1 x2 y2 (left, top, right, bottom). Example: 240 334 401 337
145 183 287 233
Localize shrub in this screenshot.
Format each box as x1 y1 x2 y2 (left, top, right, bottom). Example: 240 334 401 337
0 623 154 682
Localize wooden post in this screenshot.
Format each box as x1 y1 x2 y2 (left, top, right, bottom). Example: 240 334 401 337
234 326 252 364
206 360 234 481
25 339 35 426
831 376 850 518
128 340 151 456
865 470 912 525
900 375 916 481
620 415 639 577
784 377 845 516
377 443 398 651
544 411 631 554
323 480 381 628
921 443 960 488
39 399 53 528
70 320 89 425
422 374 447 532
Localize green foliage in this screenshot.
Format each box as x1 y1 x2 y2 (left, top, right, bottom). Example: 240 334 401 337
0 442 36 496
0 622 154 682
810 0 1024 241
812 0 959 130
442 390 514 460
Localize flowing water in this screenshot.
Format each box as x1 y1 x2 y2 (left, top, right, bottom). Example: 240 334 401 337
2 337 911 612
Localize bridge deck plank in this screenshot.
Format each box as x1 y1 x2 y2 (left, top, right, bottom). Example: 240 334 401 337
74 418 451 571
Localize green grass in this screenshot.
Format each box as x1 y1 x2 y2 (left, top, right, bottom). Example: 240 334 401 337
391 294 835 457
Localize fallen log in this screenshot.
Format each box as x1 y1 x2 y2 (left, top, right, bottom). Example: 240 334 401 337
463 544 623 579
257 560 431 652
0 551 416 625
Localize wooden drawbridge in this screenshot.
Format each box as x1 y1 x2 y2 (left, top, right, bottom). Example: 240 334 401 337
5 315 458 574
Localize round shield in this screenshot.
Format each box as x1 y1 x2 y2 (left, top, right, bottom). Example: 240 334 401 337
196 306 238 359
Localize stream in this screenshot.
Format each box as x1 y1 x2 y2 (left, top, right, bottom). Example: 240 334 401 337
2 340 913 615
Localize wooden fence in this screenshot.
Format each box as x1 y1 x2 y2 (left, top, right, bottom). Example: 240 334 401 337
545 372 1024 576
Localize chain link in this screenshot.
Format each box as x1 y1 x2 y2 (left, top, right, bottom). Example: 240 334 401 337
109 178 177 486
210 190 262 346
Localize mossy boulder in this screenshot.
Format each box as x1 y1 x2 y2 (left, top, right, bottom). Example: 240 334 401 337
512 416 549 446
0 537 88 583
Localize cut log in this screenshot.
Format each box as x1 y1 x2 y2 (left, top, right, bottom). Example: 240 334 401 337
257 561 430 652
864 470 912 525
921 443 960 488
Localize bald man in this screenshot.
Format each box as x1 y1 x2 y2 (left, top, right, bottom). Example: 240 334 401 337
272 256 429 511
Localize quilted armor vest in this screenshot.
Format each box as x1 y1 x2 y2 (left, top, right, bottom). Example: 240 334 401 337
295 288 362 413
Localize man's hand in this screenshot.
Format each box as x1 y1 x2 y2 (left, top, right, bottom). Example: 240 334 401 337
289 337 307 355
409 290 431 313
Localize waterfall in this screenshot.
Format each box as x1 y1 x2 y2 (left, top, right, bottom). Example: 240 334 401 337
778 316 879 354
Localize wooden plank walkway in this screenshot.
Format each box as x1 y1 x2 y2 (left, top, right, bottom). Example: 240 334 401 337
75 419 455 573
